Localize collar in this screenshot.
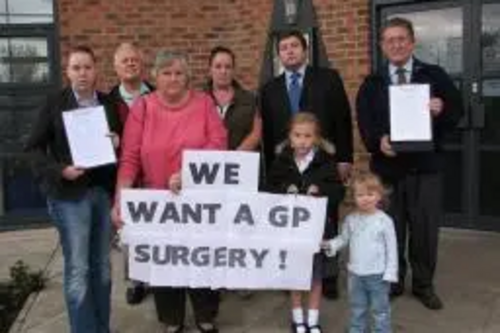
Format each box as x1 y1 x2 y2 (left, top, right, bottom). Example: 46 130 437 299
389 57 414 77
285 64 307 81
119 82 150 101
72 88 99 107
295 148 316 172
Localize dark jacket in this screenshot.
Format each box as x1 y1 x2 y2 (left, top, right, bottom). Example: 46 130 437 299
266 145 345 238
24 87 122 199
356 58 462 182
108 81 155 125
260 65 353 170
204 80 258 150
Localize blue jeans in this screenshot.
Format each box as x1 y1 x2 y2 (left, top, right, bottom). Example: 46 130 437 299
348 274 391 333
47 187 112 333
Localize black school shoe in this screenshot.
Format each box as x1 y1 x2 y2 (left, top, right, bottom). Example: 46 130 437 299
307 324 323 333
125 284 147 305
290 323 307 333
412 289 444 310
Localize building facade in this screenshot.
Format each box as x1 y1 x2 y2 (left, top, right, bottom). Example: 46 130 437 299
0 0 499 231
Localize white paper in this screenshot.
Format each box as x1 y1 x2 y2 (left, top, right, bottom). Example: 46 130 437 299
121 189 326 290
182 150 260 192
62 106 116 168
390 84 432 142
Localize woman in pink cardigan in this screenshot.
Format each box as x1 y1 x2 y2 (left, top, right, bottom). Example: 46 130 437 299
114 50 227 333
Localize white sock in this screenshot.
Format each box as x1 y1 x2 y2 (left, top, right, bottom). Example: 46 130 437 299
307 309 319 327
292 308 304 324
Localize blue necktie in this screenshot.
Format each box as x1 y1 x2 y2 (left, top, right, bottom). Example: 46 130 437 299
288 71 302 114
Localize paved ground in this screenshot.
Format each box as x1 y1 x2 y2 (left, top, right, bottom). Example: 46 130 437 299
2 227 500 333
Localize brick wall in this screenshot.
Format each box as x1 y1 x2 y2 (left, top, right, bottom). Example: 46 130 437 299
58 0 371 165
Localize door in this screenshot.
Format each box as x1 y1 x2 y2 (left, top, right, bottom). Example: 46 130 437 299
373 0 500 231
0 0 59 227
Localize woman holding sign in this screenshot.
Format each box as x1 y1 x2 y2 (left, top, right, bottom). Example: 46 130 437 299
114 50 227 333
25 45 121 333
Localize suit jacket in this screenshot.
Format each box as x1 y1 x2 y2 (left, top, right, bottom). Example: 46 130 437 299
260 65 353 170
356 58 463 182
24 87 122 199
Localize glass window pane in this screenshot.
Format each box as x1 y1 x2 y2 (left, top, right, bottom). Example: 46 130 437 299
8 0 52 15
6 14 53 24
389 8 463 75
0 39 8 57
0 0 6 14
11 62 49 83
0 63 10 82
483 4 500 72
10 38 48 57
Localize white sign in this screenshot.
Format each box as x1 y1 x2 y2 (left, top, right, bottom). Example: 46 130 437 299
121 189 327 290
62 106 116 168
182 150 260 191
390 84 432 142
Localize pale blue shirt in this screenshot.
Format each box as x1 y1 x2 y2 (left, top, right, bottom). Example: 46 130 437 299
325 210 398 282
72 89 99 108
389 57 413 84
285 64 306 92
119 82 151 107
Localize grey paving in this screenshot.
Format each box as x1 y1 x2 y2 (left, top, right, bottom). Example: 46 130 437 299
2 228 499 333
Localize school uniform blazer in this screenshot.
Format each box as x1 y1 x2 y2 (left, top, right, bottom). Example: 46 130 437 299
356 58 463 182
24 87 122 199
260 65 353 169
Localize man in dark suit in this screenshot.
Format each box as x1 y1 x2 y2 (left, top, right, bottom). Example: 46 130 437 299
260 30 353 299
356 17 462 310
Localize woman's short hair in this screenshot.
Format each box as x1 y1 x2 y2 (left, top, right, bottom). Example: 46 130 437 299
151 50 191 80
208 46 235 66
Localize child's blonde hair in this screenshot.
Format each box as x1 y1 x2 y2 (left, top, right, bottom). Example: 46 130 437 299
289 112 322 138
350 171 388 207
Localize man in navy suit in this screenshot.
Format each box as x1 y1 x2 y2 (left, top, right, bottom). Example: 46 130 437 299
356 17 462 310
260 30 353 299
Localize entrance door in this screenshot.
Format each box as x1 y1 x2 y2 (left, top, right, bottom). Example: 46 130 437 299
374 0 500 231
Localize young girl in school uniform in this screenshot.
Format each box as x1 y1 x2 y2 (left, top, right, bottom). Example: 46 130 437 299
267 112 345 333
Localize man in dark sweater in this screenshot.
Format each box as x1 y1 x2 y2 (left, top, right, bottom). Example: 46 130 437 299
109 43 153 306
356 17 462 310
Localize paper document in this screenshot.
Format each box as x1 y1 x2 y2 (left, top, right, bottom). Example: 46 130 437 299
62 106 116 168
389 84 432 142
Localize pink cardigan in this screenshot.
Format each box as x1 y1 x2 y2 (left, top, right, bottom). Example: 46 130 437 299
118 90 227 189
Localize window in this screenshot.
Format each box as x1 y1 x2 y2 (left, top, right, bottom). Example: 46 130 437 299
0 37 49 83
0 0 53 24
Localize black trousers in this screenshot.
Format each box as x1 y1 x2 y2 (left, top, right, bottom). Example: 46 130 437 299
153 287 219 326
387 172 442 293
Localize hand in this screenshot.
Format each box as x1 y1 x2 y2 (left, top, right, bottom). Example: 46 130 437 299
380 135 396 157
337 162 352 184
61 166 85 180
307 184 319 196
107 132 120 149
320 240 331 251
169 173 182 194
429 97 444 117
111 204 124 229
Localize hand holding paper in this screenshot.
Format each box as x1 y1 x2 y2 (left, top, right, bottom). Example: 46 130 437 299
63 106 117 168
